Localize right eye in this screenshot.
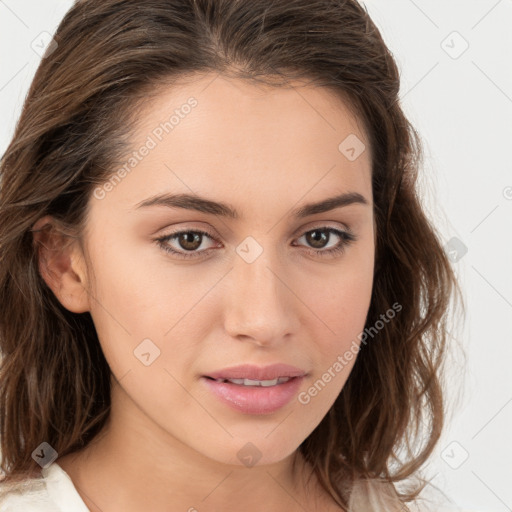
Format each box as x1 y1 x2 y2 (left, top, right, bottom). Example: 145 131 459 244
155 229 220 260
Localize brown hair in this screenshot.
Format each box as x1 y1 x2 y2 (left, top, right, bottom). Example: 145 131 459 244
0 0 462 509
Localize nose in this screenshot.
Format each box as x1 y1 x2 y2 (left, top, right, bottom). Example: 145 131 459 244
223 251 300 347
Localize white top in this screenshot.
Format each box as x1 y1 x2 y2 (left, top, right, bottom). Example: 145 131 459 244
0 463 89 512
0 463 404 511
0 462 473 511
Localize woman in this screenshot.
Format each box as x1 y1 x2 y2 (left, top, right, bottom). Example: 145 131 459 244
0 0 460 510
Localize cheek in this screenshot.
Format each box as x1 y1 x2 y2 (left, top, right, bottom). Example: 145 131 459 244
294 265 373 414
304 279 372 377
304 244 374 354
85 241 216 375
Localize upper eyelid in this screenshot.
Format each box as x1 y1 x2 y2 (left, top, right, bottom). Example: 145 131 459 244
159 221 352 240
157 224 353 249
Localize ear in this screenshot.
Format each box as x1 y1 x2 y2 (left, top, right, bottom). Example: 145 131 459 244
31 215 91 313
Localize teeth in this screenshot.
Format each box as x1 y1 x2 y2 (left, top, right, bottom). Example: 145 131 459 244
217 377 292 386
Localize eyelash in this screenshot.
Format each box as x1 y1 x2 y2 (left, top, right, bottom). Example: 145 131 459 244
155 226 357 260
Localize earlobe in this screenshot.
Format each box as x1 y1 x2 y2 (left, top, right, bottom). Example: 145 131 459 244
31 216 91 314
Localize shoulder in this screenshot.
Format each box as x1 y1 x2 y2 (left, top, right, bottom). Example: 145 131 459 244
0 476 55 512
348 478 407 512
0 463 89 512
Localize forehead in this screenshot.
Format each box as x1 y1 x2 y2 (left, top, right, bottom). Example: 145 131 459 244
91 73 372 221
131 72 367 148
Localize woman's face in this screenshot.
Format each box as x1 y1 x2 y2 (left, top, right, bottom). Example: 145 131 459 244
76 73 375 467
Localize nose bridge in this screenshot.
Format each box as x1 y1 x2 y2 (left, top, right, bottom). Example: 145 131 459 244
223 244 297 344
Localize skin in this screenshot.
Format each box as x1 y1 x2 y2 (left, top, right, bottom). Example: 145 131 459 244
33 72 375 512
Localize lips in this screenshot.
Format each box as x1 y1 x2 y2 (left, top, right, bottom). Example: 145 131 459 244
201 364 308 414
204 363 307 381
201 375 305 414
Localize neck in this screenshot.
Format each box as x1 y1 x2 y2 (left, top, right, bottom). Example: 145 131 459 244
57 386 337 512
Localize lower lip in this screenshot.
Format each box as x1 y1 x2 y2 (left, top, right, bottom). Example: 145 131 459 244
201 376 304 415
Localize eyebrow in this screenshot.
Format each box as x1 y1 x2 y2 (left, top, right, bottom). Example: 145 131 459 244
134 191 369 219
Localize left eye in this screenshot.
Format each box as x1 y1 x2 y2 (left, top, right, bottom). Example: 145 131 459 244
155 227 356 260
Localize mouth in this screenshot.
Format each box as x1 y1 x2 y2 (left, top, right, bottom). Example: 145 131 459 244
203 363 307 382
200 375 305 415
203 376 295 387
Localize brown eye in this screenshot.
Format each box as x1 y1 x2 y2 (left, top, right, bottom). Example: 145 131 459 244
305 229 330 249
155 229 219 259
156 226 356 261
295 227 356 258
177 232 203 251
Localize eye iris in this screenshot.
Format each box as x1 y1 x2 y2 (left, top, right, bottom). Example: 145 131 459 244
307 230 328 249
179 232 202 251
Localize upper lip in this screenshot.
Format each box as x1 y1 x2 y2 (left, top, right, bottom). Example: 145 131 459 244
204 364 307 381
